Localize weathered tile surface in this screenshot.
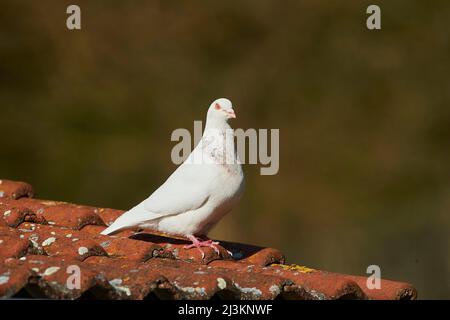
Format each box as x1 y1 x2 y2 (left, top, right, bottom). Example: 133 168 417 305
0 179 417 300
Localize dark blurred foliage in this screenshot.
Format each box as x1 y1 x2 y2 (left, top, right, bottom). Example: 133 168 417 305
1 0 449 298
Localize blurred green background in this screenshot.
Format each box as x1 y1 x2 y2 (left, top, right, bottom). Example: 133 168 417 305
1 1 449 299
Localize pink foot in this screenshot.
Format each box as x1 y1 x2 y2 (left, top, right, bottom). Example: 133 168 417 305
184 235 221 259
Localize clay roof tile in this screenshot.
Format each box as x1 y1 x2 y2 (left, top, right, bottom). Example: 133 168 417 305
0 179 418 300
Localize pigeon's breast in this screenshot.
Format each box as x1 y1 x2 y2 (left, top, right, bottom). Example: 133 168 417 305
201 129 239 165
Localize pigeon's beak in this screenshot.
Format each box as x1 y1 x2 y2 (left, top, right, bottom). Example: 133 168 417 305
227 109 236 119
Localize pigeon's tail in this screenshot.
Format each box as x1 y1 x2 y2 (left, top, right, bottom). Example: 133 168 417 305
100 223 127 235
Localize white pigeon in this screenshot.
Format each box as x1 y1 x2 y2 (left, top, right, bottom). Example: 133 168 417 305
101 98 245 256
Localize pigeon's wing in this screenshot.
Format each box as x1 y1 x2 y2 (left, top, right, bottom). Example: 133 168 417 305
101 163 214 234
100 149 218 235
142 163 213 217
113 162 215 228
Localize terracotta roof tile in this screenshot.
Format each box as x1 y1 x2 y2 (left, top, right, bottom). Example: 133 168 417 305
95 208 126 227
0 201 46 227
0 179 418 300
13 198 106 229
344 275 418 300
217 241 286 266
0 230 32 260
130 232 230 264
0 263 34 298
0 179 34 200
4 255 113 299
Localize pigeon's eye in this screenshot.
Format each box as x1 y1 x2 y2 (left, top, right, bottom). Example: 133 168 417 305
214 103 221 110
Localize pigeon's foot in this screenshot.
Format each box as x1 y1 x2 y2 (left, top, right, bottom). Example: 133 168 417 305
184 235 220 259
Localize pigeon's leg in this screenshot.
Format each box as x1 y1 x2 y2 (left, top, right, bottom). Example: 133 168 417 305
184 235 220 258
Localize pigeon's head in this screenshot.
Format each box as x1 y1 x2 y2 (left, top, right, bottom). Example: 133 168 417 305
207 98 236 122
